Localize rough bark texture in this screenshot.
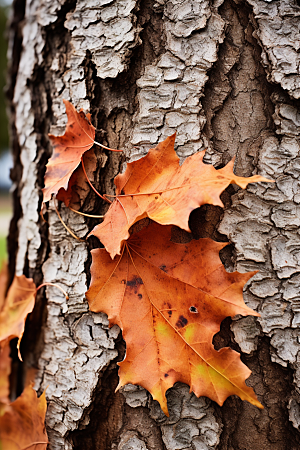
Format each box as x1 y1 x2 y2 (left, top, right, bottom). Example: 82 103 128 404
7 0 300 449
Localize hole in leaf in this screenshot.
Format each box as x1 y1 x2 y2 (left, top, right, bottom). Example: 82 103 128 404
189 306 198 313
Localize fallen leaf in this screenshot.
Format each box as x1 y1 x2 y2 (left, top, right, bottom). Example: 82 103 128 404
43 99 96 203
56 149 98 209
90 134 273 259
0 385 48 449
0 340 11 410
0 274 36 357
0 262 8 308
86 221 262 415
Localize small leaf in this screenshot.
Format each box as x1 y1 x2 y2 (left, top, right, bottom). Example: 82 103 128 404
56 149 98 209
0 262 8 308
43 100 96 203
0 385 48 449
90 134 273 259
0 273 36 357
0 340 11 411
86 221 262 415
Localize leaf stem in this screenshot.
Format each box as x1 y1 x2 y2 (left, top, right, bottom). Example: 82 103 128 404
93 140 123 152
81 156 112 204
36 282 69 300
54 201 86 242
68 206 104 218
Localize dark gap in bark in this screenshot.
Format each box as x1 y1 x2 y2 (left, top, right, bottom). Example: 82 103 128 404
70 334 126 450
213 316 240 353
189 202 229 243
19 288 48 389
189 188 235 269
6 0 26 287
28 64 51 284
9 337 22 400
6 0 26 103
202 0 275 175
272 86 300 110
219 242 236 272
217 337 300 450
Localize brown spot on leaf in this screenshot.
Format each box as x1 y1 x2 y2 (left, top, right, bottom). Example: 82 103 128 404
126 276 143 287
175 315 188 328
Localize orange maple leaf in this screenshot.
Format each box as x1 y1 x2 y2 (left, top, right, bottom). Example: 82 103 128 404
43 99 96 203
0 340 11 410
0 270 36 359
56 149 98 209
0 262 8 307
86 221 262 415
0 385 48 449
90 134 273 259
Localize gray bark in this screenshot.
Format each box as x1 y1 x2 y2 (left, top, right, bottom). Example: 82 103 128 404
7 0 300 449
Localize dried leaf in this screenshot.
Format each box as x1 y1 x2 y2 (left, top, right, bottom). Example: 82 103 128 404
91 135 273 259
56 149 98 209
0 274 36 356
0 262 8 308
86 221 262 415
0 340 11 410
0 385 48 449
43 100 95 203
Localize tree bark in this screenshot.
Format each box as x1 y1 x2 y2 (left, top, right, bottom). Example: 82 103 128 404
7 0 300 449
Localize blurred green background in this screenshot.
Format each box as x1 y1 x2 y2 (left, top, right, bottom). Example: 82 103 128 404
0 0 11 266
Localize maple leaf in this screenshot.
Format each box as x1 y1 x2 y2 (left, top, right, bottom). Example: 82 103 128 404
0 385 48 449
86 221 262 415
0 272 36 358
0 340 11 411
43 99 96 203
90 134 273 259
0 262 8 308
56 149 98 209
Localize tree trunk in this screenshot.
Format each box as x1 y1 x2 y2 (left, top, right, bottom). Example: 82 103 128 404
7 0 300 448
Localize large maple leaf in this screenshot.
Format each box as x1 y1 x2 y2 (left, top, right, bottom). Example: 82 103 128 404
90 134 272 259
43 100 96 203
86 221 262 415
0 385 48 449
